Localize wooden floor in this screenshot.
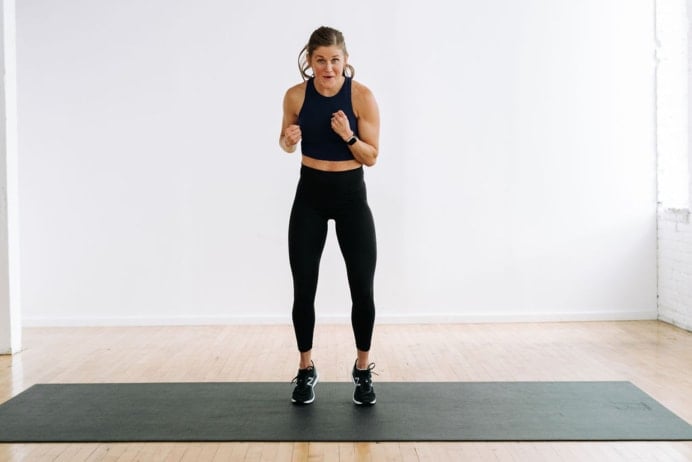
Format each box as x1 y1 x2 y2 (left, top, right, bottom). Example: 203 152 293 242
1 321 691 461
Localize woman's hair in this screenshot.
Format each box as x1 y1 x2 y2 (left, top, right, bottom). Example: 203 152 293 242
298 26 355 80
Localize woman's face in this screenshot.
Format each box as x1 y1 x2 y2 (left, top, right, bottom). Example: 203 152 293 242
309 45 347 91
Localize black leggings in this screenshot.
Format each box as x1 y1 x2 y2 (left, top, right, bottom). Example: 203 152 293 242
289 165 377 353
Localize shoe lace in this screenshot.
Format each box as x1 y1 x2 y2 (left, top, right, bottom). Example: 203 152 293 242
291 363 315 387
357 362 377 374
354 362 378 387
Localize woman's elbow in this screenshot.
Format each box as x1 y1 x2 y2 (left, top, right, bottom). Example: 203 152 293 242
363 155 377 167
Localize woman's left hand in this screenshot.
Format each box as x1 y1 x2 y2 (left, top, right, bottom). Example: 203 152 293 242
331 110 353 141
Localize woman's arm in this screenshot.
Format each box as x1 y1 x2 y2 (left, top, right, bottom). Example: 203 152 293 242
333 81 380 167
280 84 304 153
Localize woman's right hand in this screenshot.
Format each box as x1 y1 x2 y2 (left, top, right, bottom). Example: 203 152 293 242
283 124 302 147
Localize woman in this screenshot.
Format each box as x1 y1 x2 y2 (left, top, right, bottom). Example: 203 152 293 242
279 26 380 406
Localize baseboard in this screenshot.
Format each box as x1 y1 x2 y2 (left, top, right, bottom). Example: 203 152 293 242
657 314 692 332
22 310 658 327
371 311 658 324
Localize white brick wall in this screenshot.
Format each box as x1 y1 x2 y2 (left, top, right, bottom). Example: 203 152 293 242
658 208 692 330
657 0 692 331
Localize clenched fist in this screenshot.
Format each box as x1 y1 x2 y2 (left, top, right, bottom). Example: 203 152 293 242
283 124 302 147
331 110 353 141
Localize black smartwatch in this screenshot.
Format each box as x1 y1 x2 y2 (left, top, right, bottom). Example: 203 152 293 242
346 135 358 146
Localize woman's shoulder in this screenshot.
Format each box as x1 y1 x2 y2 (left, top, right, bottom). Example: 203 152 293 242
351 79 372 96
351 79 377 106
285 81 307 98
284 81 307 112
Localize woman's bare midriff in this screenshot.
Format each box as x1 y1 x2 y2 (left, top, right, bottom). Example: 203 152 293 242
301 155 362 172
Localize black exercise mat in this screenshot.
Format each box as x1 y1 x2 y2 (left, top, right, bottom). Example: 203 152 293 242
0 381 691 442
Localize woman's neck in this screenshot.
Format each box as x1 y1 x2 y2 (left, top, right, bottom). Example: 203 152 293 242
313 75 346 97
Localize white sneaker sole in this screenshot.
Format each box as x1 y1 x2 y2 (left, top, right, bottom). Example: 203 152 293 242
352 396 376 405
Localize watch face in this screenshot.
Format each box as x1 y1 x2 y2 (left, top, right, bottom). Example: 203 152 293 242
348 136 358 145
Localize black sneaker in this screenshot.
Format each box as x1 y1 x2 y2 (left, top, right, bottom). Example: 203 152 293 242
291 362 319 405
351 361 376 405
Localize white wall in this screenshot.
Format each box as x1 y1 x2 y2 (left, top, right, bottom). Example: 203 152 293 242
0 0 22 352
657 0 692 331
17 0 658 326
